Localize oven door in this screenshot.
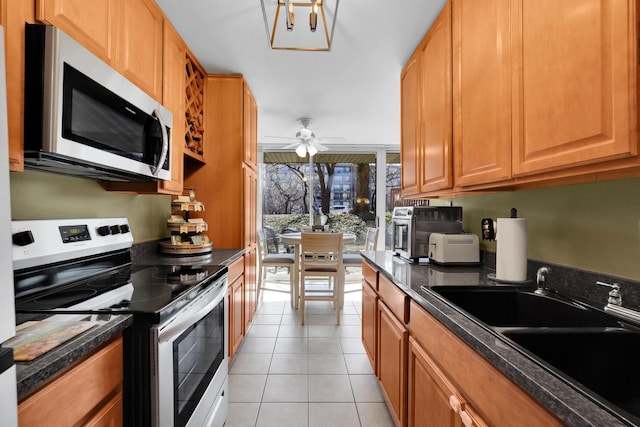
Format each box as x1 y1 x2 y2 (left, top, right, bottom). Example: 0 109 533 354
151 277 228 427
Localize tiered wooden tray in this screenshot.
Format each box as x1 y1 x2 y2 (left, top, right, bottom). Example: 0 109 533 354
159 195 212 255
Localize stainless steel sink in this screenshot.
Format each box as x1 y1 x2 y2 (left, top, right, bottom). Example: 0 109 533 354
503 328 640 422
430 286 623 328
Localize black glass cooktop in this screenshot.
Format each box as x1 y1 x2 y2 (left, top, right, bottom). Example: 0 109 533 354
15 264 227 320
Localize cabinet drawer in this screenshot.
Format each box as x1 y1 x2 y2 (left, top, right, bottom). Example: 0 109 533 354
228 256 244 284
19 337 123 426
362 261 378 291
378 274 408 324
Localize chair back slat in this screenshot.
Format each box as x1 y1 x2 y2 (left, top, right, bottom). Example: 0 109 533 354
301 232 343 272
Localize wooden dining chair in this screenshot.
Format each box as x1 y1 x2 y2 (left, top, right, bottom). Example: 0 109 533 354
342 227 379 266
299 232 344 325
257 228 296 307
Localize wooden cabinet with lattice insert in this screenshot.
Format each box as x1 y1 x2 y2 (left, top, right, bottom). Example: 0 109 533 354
185 52 205 161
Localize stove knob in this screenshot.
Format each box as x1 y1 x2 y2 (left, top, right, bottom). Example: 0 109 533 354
97 226 111 236
119 224 130 234
12 230 35 246
109 225 121 235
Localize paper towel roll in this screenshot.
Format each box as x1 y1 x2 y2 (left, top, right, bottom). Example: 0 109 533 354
496 218 527 282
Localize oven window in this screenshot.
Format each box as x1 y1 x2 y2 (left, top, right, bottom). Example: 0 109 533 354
173 297 224 426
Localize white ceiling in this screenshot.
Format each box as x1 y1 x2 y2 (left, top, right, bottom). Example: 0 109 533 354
155 0 447 152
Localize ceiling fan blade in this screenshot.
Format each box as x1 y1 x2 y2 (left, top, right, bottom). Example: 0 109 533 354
262 136 298 141
310 141 329 151
282 142 301 149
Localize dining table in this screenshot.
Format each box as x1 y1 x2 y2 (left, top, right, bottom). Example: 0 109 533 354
278 231 357 309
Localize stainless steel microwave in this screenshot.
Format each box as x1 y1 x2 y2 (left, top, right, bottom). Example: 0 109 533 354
24 24 172 182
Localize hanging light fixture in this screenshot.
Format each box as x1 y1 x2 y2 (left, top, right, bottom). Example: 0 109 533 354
309 0 318 32
260 0 340 51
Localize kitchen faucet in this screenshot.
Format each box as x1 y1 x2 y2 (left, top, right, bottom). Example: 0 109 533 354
534 266 551 295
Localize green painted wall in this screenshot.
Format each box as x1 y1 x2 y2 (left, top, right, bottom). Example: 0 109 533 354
9 170 171 242
428 178 640 281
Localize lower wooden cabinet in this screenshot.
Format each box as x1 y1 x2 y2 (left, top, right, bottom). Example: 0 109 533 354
408 336 487 427
228 257 245 360
361 278 378 373
18 337 123 426
378 301 408 427
409 300 563 426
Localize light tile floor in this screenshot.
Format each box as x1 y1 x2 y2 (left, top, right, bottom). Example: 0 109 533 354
226 272 395 427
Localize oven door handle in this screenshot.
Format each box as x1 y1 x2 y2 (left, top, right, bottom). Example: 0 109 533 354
157 283 226 344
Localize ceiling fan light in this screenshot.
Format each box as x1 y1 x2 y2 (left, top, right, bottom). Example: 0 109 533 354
296 144 307 157
307 145 318 156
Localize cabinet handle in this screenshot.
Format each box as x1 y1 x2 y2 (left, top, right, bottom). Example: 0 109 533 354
449 395 461 412
460 410 473 427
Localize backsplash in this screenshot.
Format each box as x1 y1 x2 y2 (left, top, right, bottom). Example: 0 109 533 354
482 250 640 313
10 170 171 242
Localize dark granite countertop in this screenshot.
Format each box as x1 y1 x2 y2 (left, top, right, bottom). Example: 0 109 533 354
15 314 132 400
132 247 244 269
362 250 636 427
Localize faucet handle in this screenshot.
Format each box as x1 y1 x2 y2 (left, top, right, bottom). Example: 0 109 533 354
596 281 622 306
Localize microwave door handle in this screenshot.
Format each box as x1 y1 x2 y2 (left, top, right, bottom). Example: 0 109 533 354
150 108 169 177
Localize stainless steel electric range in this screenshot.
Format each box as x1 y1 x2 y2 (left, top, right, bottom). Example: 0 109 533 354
12 218 229 427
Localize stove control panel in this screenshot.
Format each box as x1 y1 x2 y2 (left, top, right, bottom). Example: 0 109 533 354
12 218 133 270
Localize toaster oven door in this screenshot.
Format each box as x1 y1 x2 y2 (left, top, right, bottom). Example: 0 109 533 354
392 219 410 257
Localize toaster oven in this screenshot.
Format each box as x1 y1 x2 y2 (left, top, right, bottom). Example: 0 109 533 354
392 206 463 260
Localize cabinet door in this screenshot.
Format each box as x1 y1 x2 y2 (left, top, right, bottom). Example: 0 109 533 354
378 302 408 427
400 51 421 196
453 0 512 187
114 0 163 101
512 0 636 176
4 0 35 171
409 337 463 427
362 278 378 374
19 338 123 426
159 22 186 195
244 246 257 330
229 275 245 360
243 165 257 249
418 1 453 193
243 85 258 168
36 0 114 64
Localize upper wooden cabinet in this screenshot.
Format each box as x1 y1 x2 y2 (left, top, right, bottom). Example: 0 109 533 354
36 0 163 101
36 0 115 65
405 0 639 196
419 1 453 193
158 20 186 194
511 0 637 176
400 53 421 196
243 86 258 168
3 0 36 171
452 0 512 187
113 0 163 101
400 1 453 197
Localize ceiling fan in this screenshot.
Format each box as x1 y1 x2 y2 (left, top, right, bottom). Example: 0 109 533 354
266 117 342 157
